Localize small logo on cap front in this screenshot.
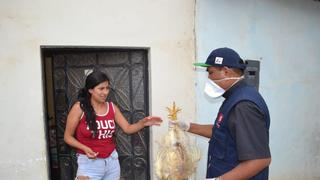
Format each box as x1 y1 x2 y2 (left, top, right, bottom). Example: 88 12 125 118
215 57 223 64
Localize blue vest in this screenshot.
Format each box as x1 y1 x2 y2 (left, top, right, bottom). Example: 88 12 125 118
206 81 270 179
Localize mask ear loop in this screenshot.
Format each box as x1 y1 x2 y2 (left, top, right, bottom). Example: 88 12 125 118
214 66 244 91
214 66 243 82
209 66 227 82
225 76 244 91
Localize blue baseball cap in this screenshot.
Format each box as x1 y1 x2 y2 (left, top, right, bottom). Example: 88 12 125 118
194 47 246 70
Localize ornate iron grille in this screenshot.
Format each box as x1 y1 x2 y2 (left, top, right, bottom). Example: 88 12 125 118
42 47 150 180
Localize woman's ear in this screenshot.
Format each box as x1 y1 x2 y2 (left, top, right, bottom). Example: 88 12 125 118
88 89 93 94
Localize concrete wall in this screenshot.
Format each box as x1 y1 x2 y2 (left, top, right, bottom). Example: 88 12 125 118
0 0 196 179
195 0 320 179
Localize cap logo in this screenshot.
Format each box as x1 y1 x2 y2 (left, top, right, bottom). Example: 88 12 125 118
215 57 223 64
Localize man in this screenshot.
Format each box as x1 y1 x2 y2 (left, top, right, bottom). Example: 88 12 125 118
177 47 271 179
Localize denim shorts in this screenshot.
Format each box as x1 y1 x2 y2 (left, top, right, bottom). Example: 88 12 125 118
76 150 120 180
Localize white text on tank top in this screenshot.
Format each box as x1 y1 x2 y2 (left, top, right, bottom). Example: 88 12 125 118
86 118 115 139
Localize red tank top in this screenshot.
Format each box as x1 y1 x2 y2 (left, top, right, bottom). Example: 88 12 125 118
76 102 116 158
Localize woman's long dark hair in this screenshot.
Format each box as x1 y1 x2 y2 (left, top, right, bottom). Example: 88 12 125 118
78 70 110 137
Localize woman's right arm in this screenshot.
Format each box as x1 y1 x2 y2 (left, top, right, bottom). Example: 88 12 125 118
64 102 98 158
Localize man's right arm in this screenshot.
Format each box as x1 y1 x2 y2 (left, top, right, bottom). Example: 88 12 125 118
188 123 214 138
219 158 271 180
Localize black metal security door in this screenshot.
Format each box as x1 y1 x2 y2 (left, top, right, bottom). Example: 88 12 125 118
42 47 150 180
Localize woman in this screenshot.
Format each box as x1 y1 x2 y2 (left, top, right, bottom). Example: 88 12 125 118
64 70 162 180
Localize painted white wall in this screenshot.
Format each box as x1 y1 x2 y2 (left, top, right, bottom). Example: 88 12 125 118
195 0 320 179
0 0 196 179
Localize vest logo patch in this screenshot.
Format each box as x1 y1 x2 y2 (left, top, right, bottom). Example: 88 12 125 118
216 113 224 128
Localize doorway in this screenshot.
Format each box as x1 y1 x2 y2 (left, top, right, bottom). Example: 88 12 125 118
42 46 151 180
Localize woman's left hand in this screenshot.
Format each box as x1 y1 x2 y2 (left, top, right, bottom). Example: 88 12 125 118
141 116 163 127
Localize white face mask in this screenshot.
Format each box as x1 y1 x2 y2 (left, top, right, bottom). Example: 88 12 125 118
204 76 244 98
204 79 225 98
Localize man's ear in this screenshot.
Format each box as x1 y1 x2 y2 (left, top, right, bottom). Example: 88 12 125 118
223 67 238 76
222 66 230 76
88 89 93 94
